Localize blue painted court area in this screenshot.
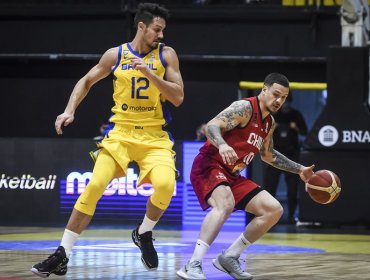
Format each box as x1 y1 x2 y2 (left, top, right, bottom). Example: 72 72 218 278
0 240 324 254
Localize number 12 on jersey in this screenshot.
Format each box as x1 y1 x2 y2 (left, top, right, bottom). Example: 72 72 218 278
131 77 149 99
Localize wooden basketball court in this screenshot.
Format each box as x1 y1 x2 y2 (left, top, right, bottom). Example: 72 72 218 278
1 225 370 279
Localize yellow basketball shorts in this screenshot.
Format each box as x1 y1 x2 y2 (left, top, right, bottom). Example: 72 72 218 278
96 125 176 210
99 124 176 183
75 124 177 213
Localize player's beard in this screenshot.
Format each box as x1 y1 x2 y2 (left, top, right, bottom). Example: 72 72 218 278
151 41 160 49
143 39 159 51
267 108 275 115
143 30 161 50
266 104 279 115
152 37 162 48
268 100 282 114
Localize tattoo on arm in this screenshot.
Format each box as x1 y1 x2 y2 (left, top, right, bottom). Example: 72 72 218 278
215 101 252 131
207 124 227 148
270 150 303 174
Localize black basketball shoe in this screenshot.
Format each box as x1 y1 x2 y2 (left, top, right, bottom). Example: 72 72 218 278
132 226 158 270
31 246 69 278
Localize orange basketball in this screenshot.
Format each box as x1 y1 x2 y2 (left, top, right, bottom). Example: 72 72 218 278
305 170 341 204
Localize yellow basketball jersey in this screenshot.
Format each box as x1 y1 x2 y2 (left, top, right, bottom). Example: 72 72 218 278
109 43 171 127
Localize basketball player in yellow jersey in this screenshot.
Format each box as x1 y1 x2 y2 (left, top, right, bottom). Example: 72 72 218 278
31 3 184 278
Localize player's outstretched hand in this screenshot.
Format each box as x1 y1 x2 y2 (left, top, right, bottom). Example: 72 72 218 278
299 164 315 184
55 112 74 135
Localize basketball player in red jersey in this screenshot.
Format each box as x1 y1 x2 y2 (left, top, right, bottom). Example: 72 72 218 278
177 73 315 280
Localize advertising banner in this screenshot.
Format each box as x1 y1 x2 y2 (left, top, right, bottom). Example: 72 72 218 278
303 47 370 151
0 138 183 227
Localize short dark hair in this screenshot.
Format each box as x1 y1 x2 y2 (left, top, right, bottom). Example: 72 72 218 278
263 73 290 88
134 3 169 27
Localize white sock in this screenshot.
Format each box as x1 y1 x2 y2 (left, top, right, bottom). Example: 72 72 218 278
224 233 251 258
190 239 210 263
138 215 158 235
60 229 79 257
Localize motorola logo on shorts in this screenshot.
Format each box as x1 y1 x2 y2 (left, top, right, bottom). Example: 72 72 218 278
318 125 339 147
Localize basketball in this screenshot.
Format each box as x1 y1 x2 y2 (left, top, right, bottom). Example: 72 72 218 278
305 170 341 204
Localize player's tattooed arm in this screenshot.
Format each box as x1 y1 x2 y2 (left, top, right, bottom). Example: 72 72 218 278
260 119 303 174
206 100 252 148
214 100 253 131
270 150 304 174
206 125 227 148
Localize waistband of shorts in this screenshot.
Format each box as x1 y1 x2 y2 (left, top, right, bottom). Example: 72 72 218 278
114 123 163 131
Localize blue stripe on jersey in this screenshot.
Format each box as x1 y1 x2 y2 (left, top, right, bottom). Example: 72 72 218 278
111 45 122 73
161 100 172 126
127 42 146 58
159 43 167 68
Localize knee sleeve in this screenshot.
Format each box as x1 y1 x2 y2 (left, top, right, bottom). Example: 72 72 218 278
74 179 107 215
149 166 176 210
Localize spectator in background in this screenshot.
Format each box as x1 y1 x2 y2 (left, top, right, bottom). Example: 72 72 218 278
195 123 207 141
263 94 307 223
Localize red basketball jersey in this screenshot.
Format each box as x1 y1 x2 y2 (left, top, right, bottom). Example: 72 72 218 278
200 96 273 174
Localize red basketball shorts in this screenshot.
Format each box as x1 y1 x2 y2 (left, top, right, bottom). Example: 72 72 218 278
190 153 262 211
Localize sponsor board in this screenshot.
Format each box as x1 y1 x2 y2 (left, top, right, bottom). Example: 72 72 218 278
318 125 370 147
0 174 57 190
64 168 177 197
